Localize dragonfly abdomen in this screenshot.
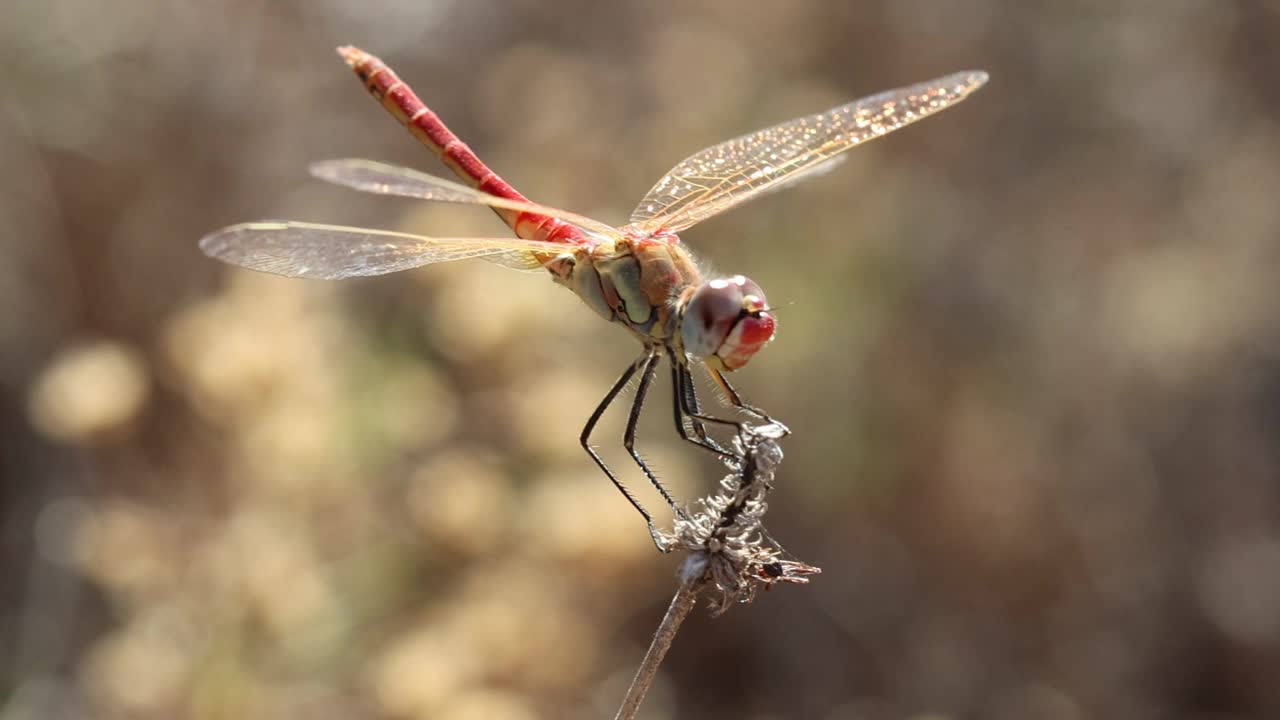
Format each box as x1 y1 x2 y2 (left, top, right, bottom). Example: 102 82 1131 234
338 46 588 247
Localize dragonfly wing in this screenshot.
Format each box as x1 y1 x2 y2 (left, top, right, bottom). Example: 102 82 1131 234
199 221 568 279
309 158 624 241
480 250 550 271
629 70 988 233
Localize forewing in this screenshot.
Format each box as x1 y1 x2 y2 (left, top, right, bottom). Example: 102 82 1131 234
198 221 568 279
310 158 624 241
629 70 988 233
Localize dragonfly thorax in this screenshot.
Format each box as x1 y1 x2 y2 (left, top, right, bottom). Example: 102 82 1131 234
550 238 775 370
550 238 701 345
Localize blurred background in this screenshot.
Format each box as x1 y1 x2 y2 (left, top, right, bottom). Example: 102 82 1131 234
4 1 1280 718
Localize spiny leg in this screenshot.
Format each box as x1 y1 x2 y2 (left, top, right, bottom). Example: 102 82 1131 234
707 367 775 422
676 364 747 434
622 350 687 520
679 364 711 443
680 363 742 453
668 359 735 460
580 353 664 546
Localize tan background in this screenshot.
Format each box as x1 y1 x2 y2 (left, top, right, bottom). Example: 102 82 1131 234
4 1 1280 718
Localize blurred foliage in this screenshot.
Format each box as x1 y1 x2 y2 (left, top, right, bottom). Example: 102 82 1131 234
4 1 1280 718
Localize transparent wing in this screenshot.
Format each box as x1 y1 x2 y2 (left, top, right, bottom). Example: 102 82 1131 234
480 250 550 271
310 158 624 241
629 70 988 233
198 221 569 279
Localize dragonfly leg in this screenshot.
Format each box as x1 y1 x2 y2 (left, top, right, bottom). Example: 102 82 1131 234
707 367 775 423
622 350 688 521
667 353 735 460
581 354 669 549
674 360 752 443
680 364 712 443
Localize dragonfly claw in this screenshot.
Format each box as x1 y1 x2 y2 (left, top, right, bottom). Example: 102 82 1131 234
648 523 675 553
747 418 790 440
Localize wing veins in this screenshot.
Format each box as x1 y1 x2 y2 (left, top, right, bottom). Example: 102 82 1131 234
310 159 623 242
199 221 571 280
629 70 988 233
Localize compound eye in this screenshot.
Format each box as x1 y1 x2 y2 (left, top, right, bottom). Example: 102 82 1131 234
719 275 768 313
717 310 776 370
713 275 775 370
681 281 745 357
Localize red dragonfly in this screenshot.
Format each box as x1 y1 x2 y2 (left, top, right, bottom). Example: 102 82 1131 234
201 47 987 547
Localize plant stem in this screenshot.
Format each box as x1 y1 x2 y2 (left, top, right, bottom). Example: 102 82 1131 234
613 561 707 720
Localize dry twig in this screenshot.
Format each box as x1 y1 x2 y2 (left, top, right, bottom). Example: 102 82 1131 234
613 420 820 720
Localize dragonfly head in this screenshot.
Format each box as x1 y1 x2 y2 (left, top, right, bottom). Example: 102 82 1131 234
680 275 776 371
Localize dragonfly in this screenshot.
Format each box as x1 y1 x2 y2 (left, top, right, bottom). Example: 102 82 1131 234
200 46 988 548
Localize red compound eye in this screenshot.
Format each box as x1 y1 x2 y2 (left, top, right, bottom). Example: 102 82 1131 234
716 309 776 370
681 276 775 369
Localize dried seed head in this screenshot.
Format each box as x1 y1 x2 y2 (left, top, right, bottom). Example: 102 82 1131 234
662 421 820 615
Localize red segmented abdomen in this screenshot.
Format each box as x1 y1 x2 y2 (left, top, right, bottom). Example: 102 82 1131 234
337 46 586 245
